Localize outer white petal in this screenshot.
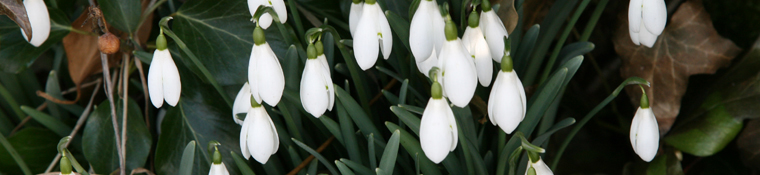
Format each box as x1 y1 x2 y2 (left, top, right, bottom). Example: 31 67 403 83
22 0 50 47
248 0 273 29
416 50 438 77
463 27 494 87
240 108 254 159
377 7 393 60
270 0 288 24
525 159 554 175
638 20 659 48
232 83 252 125
631 107 659 162
300 60 329 118
441 40 478 107
161 51 182 107
248 45 262 104
209 163 230 175
148 49 165 108
492 72 524 134
316 55 334 110
248 107 277 164
257 43 286 106
259 14 274 29
629 29 641 45
487 72 504 124
267 112 280 153
420 98 454 164
430 2 445 55
642 0 667 36
628 0 643 33
481 11 509 61
443 100 458 151
409 1 434 62
353 3 380 70
515 72 527 119
349 2 364 36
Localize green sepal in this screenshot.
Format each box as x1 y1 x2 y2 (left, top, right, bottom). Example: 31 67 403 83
366 0 376 5
60 155 73 174
212 147 222 164
431 82 443 99
307 43 317 59
253 26 266 45
250 96 262 107
316 41 324 56
156 32 168 50
639 85 649 109
501 55 513 72
482 0 492 12
468 10 480 28
445 18 458 41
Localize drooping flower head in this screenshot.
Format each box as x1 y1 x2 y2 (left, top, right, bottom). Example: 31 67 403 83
410 0 446 76
208 144 230 175
240 97 280 164
628 0 667 47
525 156 554 175
462 11 493 87
436 16 478 107
349 0 363 36
353 0 393 70
301 41 335 118
630 87 659 162
488 54 526 134
419 79 458 164
22 0 50 47
248 25 285 107
248 0 288 29
148 30 182 108
479 0 509 63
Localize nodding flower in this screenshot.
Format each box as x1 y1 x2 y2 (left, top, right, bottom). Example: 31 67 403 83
239 97 280 164
435 17 477 107
248 26 285 107
419 80 458 164
628 0 667 47
300 41 335 118
479 0 510 63
462 11 494 87
352 0 393 70
630 88 659 162
409 0 445 76
525 156 554 175
208 146 230 175
248 0 288 29
488 54 526 134
148 32 181 108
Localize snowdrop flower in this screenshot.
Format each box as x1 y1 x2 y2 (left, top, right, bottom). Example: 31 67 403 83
148 32 181 108
249 26 285 106
21 0 50 47
232 83 253 124
248 0 287 29
410 0 445 75
353 0 392 70
479 0 509 63
208 147 230 175
349 0 363 36
462 11 493 87
628 0 667 47
300 42 335 118
630 90 659 162
525 156 553 175
488 54 526 134
420 81 458 164
240 98 280 164
436 17 477 107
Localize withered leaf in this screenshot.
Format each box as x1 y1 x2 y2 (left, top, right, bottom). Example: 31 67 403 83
495 0 518 34
613 0 742 133
0 0 31 40
737 119 760 170
63 12 111 86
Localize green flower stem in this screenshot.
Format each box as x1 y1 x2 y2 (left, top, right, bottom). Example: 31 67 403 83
579 0 609 42
507 146 523 175
0 82 26 120
0 131 32 175
539 0 591 84
550 77 649 169
158 17 233 107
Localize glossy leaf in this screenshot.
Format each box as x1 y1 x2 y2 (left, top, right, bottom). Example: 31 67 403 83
20 106 71 136
179 141 197 175
0 8 70 73
0 128 58 175
82 99 151 174
97 0 140 34
378 130 400 175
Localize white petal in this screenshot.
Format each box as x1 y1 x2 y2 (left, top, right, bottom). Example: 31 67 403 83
248 0 266 16
353 4 380 70
259 13 274 29
481 11 509 61
248 107 277 164
443 99 458 151
420 98 454 164
629 29 641 45
316 55 334 110
349 2 364 36
148 49 165 108
232 83 252 125
416 50 438 77
256 43 286 106
377 8 393 60
441 40 478 107
161 52 182 107
248 0 273 29
515 72 527 119
267 115 280 153
271 0 288 24
487 72 503 124
631 107 659 162
248 45 262 104
491 72 524 134
240 108 254 159
628 0 643 33
22 0 50 47
463 27 494 87
430 2 445 55
209 163 230 175
526 159 553 175
638 21 659 48
409 0 434 62
300 60 329 118
642 0 667 36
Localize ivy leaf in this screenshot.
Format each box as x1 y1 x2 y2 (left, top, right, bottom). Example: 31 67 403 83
737 119 760 170
82 99 152 174
613 0 742 133
97 0 141 34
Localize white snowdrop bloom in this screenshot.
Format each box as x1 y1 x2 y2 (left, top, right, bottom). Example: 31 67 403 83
462 11 493 87
488 55 526 134
419 81 458 164
628 0 667 47
349 0 363 36
21 0 50 47
239 101 280 164
208 148 230 175
232 83 253 125
353 0 392 70
410 0 445 68
436 18 477 107
630 93 659 162
300 42 335 118
248 26 285 106
148 33 181 108
248 0 287 29
479 0 509 63
525 157 553 175
417 50 439 77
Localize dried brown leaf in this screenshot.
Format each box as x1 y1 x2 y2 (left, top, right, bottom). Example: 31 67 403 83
738 119 760 170
0 0 31 39
495 0 518 34
613 0 742 133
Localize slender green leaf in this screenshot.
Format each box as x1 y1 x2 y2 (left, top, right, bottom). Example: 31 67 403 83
514 68 567 136
382 90 399 105
369 133 377 170
20 106 71 136
334 85 386 145
340 158 374 175
385 122 442 175
336 160 356 175
399 79 409 104
514 24 540 74
179 141 197 175
292 138 339 175
0 82 25 120
307 158 319 175
532 118 576 146
385 11 411 51
524 0 579 85
0 130 31 175
390 106 421 135
398 104 424 115
231 151 255 175
44 71 64 119
378 130 401 175
318 116 344 145
338 102 363 165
